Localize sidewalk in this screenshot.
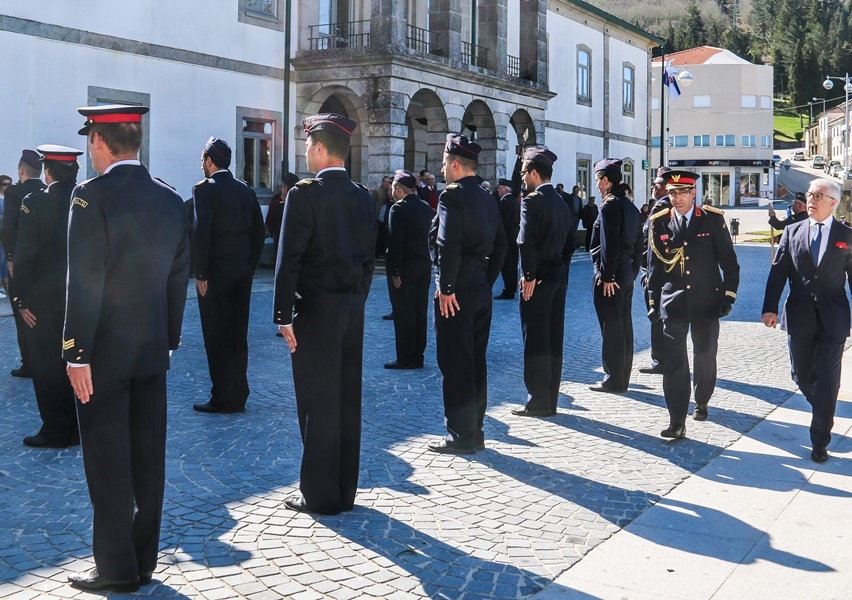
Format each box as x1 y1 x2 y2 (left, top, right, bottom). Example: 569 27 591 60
536 349 852 600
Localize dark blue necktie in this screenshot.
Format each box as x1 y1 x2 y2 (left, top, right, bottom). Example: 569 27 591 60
811 222 823 266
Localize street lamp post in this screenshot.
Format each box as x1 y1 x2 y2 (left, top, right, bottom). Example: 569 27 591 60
824 73 852 178
813 96 827 158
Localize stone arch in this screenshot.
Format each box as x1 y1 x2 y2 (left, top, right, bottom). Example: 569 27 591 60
461 99 497 184
404 88 449 176
299 85 369 183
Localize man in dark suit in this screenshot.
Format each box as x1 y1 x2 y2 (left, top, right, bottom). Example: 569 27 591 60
768 192 807 230
589 159 640 393
0 149 45 378
419 172 440 211
191 137 265 414
64 105 190 593
639 167 672 375
494 178 520 300
428 134 507 454
762 178 852 462
384 170 434 369
274 114 376 515
647 170 739 439
511 148 572 417
15 145 83 449
581 196 599 252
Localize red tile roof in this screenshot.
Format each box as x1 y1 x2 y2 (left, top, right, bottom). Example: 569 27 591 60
651 46 725 66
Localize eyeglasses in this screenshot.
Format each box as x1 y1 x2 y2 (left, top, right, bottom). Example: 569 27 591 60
519 170 529 176
805 191 835 201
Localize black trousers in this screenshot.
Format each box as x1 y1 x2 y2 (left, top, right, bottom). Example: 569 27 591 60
77 371 167 581
197 263 253 410
662 317 719 425
788 333 844 449
499 241 519 295
593 279 634 389
520 276 567 412
434 285 492 449
25 306 77 443
584 228 593 252
291 301 364 515
388 262 431 365
9 276 30 369
642 279 665 368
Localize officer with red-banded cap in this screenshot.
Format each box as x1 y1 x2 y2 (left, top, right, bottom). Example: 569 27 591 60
273 113 376 515
647 169 739 440
15 145 83 449
64 104 190 593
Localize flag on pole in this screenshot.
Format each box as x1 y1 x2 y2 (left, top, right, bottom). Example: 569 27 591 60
665 65 681 100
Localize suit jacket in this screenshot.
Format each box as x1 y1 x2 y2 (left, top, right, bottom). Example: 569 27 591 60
768 210 807 230
590 193 640 287
385 193 433 277
419 185 440 211
13 182 76 313
429 175 507 294
518 184 572 281
647 204 740 321
0 178 45 261
63 164 190 377
762 218 852 341
497 193 521 243
191 170 265 279
273 169 376 327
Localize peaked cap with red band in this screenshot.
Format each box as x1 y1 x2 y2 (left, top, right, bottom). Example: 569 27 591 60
36 144 84 162
77 104 149 136
204 137 232 168
304 113 357 140
593 158 622 175
663 169 699 189
522 147 558 167
445 134 481 160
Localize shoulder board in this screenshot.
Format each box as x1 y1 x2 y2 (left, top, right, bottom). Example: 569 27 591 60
702 204 725 215
445 183 460 191
353 182 368 191
155 177 177 191
525 191 541 199
78 176 99 186
71 197 89 209
19 204 30 214
194 178 210 187
294 178 317 187
650 207 669 221
603 193 616 202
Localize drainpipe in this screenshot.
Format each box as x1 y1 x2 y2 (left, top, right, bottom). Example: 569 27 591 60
282 0 293 175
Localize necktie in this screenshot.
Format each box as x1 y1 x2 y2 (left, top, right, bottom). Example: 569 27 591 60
811 222 823 266
680 215 687 234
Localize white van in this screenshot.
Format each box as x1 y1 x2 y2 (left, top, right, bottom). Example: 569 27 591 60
811 155 826 169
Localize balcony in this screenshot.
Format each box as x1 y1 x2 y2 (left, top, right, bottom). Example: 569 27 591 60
407 24 433 55
307 20 370 51
462 41 487 68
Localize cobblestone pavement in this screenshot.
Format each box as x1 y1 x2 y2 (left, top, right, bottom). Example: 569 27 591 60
0 245 811 599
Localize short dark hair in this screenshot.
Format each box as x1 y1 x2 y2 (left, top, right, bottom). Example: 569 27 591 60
43 160 79 184
202 149 228 170
310 130 350 160
393 181 415 196
419 169 428 177
523 159 552 181
446 153 478 172
89 122 143 156
0 175 11 186
596 169 622 185
18 160 41 179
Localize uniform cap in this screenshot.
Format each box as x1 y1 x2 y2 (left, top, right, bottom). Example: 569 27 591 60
36 145 84 162
77 104 148 136
794 192 806 202
393 169 417 189
303 113 357 139
282 172 299 188
204 137 232 168
522 147 558 167
19 149 41 170
654 166 672 184
594 158 622 174
663 169 699 189
445 134 481 160
498 178 513 188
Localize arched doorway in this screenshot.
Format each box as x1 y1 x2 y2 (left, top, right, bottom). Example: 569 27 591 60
404 89 449 176
461 100 497 184
508 109 538 185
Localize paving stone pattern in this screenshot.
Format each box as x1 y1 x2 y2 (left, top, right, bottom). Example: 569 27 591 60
0 245 816 599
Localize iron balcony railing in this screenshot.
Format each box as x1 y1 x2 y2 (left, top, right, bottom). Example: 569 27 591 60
308 20 370 51
407 24 431 54
462 41 487 68
507 54 521 78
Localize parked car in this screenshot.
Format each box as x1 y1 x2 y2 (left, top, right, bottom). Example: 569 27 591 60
811 154 826 169
827 160 842 177
792 150 805 161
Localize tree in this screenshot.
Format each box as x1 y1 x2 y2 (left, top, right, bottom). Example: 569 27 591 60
677 0 707 50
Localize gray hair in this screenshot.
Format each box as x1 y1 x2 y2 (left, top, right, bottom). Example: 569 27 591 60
811 178 842 204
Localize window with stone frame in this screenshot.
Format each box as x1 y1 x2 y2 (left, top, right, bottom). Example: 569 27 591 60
577 47 591 104
622 64 635 115
239 0 285 30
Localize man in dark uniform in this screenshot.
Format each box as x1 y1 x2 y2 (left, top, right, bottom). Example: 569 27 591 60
510 148 572 417
384 169 434 369
0 149 45 378
63 105 190 593
768 191 807 230
274 114 376 515
428 134 507 454
15 145 83 448
494 178 520 300
191 137 265 414
639 167 672 375
647 170 740 439
589 159 640 393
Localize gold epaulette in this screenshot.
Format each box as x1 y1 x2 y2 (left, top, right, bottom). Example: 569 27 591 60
702 204 725 215
72 198 88 209
295 178 317 187
445 183 460 190
603 193 616 202
650 207 669 221
19 204 30 214
194 179 209 187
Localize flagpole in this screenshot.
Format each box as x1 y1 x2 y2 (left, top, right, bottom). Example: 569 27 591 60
659 46 666 168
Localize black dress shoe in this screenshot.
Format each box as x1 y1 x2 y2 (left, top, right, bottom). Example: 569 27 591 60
589 382 627 393
693 404 709 421
10 366 31 378
193 402 244 414
382 312 394 320
661 424 687 439
511 407 554 417
494 291 515 300
427 440 476 455
638 365 664 374
23 434 69 448
140 571 154 585
384 360 422 370
68 568 140 593
284 495 313 513
811 447 829 463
